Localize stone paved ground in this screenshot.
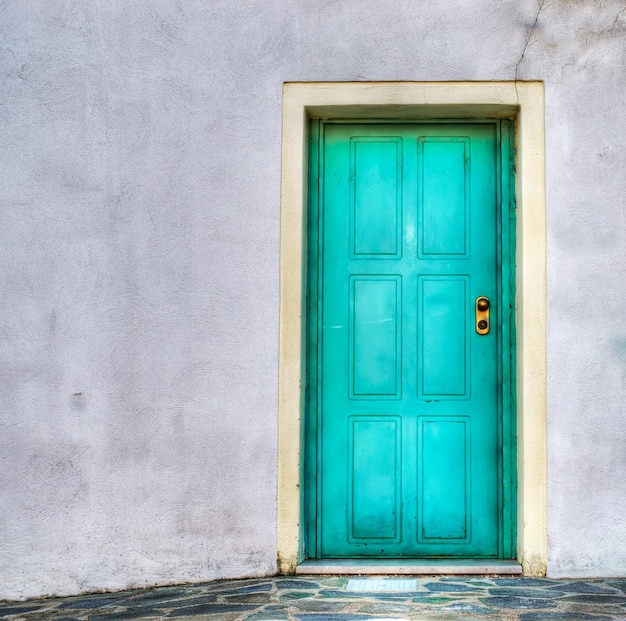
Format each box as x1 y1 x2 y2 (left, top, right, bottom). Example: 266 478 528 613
2 576 626 620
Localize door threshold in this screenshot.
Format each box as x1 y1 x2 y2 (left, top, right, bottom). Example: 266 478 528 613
296 559 522 575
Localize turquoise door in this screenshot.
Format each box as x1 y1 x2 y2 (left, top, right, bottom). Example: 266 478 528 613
308 121 515 558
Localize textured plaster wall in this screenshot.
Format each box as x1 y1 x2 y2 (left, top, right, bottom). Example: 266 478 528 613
0 0 624 600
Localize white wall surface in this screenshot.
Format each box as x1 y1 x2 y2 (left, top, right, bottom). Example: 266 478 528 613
0 0 625 599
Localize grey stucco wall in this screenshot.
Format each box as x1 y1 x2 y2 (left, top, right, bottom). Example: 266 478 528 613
1 0 625 599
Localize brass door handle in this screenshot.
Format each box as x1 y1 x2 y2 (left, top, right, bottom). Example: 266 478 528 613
476 296 490 335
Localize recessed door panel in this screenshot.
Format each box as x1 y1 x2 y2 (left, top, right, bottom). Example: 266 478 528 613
418 137 470 257
348 416 401 541
351 138 402 257
418 275 469 399
418 416 470 541
350 276 401 398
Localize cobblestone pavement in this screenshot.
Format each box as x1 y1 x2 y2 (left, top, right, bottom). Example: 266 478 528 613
2 576 626 620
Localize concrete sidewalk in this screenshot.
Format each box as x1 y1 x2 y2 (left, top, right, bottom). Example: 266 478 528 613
2 575 626 620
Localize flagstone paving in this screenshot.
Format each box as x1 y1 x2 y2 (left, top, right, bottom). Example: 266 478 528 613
2 576 626 620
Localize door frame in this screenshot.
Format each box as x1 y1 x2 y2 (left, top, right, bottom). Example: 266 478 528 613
278 82 547 576
306 118 515 561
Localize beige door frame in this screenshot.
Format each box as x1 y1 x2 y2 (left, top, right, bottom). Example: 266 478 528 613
277 81 547 576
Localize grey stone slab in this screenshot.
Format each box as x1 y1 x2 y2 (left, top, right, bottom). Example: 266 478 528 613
318 578 348 588
358 602 422 614
244 606 290 621
261 605 288 610
58 597 124 609
120 597 213 610
424 581 483 592
151 594 219 608
90 610 161 620
178 614 241 621
547 582 619 594
123 588 195 604
411 595 461 604
519 613 614 620
275 579 320 590
608 580 626 594
0 606 44 617
480 596 558 609
33 616 119 621
295 615 378 621
279 591 316 601
204 580 263 592
487 587 564 599
439 602 499 615
420 613 489 620
560 594 626 604
490 578 561 587
168 602 259 616
292 600 349 612
218 583 273 595
223 593 272 604
564 603 626 616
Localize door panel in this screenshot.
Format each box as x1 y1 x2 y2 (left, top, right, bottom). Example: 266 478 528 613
352 138 402 257
419 137 469 257
314 122 503 558
349 416 402 541
418 416 469 541
418 275 469 398
350 276 401 398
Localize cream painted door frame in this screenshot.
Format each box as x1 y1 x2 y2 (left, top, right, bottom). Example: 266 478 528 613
278 82 546 576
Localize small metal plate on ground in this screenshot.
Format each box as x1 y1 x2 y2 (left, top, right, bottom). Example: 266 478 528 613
346 578 418 592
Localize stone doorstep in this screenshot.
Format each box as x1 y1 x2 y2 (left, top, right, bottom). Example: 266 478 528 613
296 559 523 575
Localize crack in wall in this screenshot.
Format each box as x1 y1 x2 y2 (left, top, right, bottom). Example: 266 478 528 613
515 0 546 102
610 5 626 32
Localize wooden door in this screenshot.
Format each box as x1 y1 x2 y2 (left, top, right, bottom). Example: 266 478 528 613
308 121 514 558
